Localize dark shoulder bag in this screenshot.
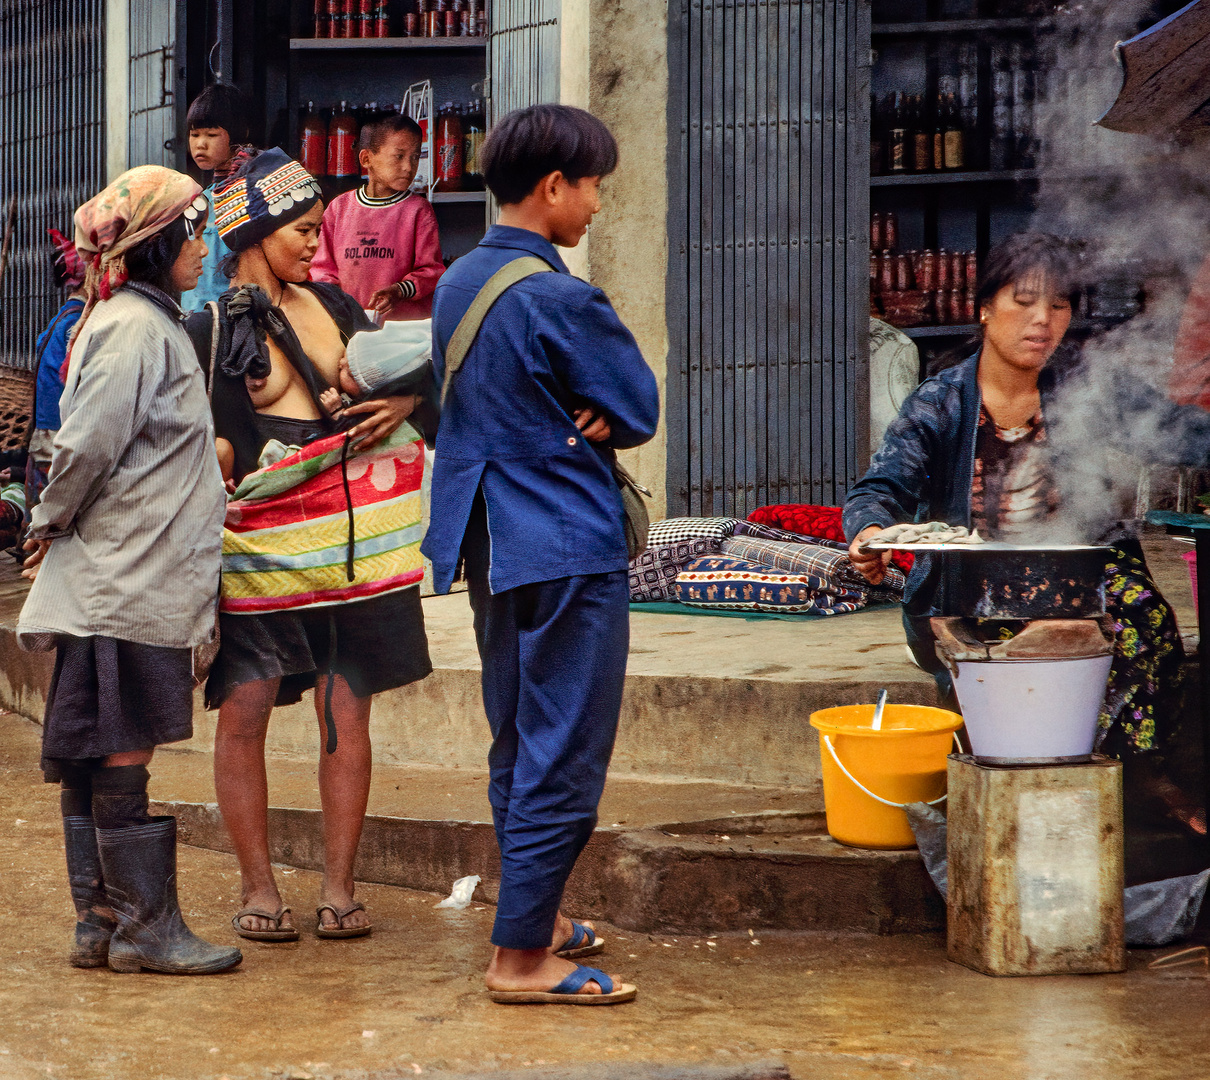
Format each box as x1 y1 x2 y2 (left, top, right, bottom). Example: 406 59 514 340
441 257 651 559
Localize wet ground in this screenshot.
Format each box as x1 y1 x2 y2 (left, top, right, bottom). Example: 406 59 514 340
2 716 1210 1080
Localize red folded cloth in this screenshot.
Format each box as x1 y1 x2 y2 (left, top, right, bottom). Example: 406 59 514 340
747 504 915 573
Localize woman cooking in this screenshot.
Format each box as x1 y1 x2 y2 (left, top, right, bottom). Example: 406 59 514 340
845 232 1207 828
186 148 432 943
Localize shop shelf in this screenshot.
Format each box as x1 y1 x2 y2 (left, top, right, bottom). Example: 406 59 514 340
430 191 487 203
290 37 486 50
871 169 1040 187
897 317 1126 340
872 18 1054 36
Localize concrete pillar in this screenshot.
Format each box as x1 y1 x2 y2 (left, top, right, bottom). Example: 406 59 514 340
105 0 129 181
567 0 670 519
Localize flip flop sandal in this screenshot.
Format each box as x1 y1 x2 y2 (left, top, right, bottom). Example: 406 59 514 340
489 964 637 1005
316 900 372 939
231 905 300 942
555 920 605 960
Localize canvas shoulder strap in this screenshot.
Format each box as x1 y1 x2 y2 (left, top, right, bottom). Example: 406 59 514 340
440 255 555 406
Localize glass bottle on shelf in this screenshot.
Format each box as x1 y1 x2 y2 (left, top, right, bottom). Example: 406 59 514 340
463 99 486 190
887 92 908 174
957 41 979 169
300 101 327 177
943 93 965 171
989 44 1014 172
434 102 464 192
1011 41 1035 170
328 100 359 178
911 94 932 174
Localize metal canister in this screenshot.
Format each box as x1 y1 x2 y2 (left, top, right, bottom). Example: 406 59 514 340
916 249 938 291
460 11 472 35
884 211 898 252
870 252 880 288
964 288 977 324
936 250 952 290
445 10 457 34
870 211 883 251
341 0 357 37
966 252 978 288
879 251 895 294
424 10 440 35
894 253 913 292
948 288 964 325
950 250 966 290
403 12 417 34
933 290 948 324
327 0 342 37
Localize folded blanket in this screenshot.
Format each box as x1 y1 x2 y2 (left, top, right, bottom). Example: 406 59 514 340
647 516 740 547
721 535 906 597
221 423 425 614
676 555 866 615
746 503 914 572
629 537 722 602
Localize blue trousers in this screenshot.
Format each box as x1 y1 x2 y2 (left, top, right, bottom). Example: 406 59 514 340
463 507 630 949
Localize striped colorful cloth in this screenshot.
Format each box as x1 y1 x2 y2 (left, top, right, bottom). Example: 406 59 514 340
221 423 425 614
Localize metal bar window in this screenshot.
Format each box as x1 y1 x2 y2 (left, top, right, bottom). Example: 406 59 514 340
0 0 106 371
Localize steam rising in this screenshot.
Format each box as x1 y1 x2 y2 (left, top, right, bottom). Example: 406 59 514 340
1027 0 1210 539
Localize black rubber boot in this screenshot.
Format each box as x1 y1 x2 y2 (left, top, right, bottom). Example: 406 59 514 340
62 815 116 968
96 816 242 975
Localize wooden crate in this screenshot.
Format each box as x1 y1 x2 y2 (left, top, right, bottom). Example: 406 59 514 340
947 754 1125 977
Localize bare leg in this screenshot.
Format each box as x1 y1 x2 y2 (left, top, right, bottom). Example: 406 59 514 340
313 674 372 933
213 678 293 934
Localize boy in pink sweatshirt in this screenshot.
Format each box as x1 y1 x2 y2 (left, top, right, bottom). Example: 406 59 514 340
311 113 444 321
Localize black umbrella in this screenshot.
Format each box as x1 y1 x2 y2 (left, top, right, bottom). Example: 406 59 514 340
1098 0 1210 136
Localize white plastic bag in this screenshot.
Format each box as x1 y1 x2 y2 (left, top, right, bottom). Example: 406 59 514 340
435 874 481 909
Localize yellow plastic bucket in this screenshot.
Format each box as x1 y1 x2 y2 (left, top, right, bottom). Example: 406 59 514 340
809 704 963 850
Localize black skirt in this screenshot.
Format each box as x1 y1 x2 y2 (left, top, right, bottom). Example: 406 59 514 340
205 586 432 708
41 636 195 780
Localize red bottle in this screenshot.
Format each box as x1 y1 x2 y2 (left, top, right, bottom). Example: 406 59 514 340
327 101 359 177
300 102 327 177
434 102 464 191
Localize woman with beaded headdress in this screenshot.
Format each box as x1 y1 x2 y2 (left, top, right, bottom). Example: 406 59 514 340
186 148 432 942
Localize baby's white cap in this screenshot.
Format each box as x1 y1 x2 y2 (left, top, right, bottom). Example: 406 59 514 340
345 319 433 395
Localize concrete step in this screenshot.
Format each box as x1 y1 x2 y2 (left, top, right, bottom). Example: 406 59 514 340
115 718 941 936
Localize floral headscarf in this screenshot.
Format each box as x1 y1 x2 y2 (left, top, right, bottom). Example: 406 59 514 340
63 166 202 375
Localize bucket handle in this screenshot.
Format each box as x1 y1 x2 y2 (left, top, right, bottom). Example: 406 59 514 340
822 733 962 810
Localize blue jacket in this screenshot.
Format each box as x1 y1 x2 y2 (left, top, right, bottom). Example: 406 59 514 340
33 297 84 430
423 225 660 595
843 352 1210 619
179 182 231 313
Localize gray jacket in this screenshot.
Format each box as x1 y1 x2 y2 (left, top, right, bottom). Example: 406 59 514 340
18 287 226 651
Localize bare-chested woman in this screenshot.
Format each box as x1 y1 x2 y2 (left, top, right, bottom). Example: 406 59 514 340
187 149 432 941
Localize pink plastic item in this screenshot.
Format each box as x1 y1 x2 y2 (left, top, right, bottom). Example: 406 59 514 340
1183 549 1198 608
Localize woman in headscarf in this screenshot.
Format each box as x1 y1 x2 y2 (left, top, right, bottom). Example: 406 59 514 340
17 166 242 975
186 148 432 943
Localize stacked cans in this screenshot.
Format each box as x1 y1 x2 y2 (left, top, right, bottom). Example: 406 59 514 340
871 213 978 329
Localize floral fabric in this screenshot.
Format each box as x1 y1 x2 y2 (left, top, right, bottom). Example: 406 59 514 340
1099 546 1184 753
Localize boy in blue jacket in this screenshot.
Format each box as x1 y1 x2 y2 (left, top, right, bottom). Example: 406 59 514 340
424 105 659 1005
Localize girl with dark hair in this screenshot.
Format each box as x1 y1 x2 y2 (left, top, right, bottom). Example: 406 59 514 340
185 148 432 943
17 166 241 975
844 231 1210 830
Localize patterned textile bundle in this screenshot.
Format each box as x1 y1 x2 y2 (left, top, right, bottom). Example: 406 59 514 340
675 555 866 615
221 423 425 614
746 502 915 572
721 535 906 597
629 537 721 602
646 516 741 548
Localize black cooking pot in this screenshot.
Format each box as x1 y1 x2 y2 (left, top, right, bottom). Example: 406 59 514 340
943 545 1109 620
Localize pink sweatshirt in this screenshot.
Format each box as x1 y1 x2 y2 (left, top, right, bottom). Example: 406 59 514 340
311 187 444 321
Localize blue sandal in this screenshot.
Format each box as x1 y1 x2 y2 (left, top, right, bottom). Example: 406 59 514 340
555 920 605 960
489 964 637 1005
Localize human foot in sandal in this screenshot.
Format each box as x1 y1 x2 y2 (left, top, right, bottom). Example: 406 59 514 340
316 898 372 939
486 949 635 1005
232 889 299 941
551 912 604 959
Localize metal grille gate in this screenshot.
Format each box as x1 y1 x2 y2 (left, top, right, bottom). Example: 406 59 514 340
666 0 870 516
128 0 181 170
488 0 560 124
0 0 106 371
